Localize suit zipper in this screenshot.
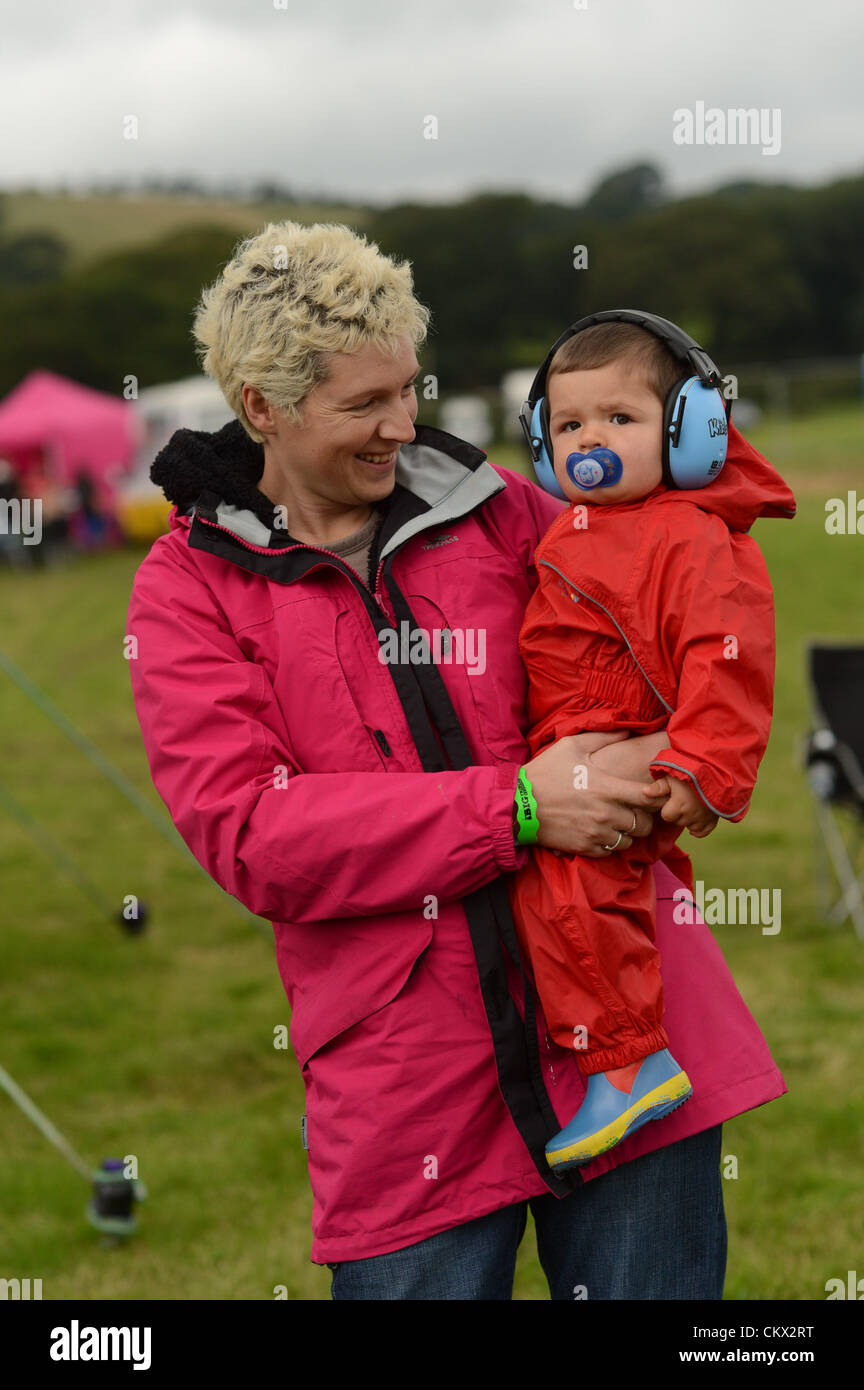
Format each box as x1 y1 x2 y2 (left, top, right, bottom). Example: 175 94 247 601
537 558 674 716
544 1029 556 1085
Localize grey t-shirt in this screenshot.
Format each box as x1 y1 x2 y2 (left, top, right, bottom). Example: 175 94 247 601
323 508 382 590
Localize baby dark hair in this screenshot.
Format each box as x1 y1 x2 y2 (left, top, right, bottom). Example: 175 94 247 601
546 322 684 403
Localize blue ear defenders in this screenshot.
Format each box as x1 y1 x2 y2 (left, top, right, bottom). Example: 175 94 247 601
518 309 731 500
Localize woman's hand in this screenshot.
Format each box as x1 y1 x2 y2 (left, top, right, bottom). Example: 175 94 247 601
521 731 670 858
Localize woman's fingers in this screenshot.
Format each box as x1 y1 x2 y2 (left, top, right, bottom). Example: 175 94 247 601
622 807 654 838
523 737 671 855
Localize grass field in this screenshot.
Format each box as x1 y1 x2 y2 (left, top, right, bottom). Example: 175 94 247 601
3 192 370 268
1 403 862 1300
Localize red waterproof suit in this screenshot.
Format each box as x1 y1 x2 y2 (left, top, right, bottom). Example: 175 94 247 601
508 422 796 1074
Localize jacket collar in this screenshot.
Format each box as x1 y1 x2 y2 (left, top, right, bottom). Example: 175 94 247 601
151 418 507 564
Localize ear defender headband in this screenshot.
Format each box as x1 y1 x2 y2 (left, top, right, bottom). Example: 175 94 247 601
518 309 731 500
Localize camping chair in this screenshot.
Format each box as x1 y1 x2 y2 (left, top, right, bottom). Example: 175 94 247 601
802 643 864 941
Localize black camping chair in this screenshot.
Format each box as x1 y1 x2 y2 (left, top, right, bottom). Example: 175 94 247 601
802 643 864 941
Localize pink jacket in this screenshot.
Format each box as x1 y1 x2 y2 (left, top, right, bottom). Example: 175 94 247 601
126 418 786 1263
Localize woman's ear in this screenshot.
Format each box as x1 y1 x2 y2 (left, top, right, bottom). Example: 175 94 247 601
241 383 273 434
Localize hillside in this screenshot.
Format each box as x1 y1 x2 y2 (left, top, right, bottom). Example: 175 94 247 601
1 191 371 267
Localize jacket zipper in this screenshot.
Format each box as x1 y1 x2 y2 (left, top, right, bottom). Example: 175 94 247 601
537 558 674 715
193 514 394 616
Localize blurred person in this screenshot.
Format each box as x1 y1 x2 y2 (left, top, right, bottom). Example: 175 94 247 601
0 456 24 568
27 461 71 567
70 469 109 552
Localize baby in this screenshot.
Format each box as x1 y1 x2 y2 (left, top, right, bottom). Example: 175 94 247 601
507 315 796 1172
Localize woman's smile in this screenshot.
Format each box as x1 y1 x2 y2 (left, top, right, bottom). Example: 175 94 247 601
355 449 398 468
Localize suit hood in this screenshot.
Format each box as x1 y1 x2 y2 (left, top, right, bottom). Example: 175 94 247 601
650 419 796 531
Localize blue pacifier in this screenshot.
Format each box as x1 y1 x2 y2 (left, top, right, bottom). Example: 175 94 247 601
565 448 624 490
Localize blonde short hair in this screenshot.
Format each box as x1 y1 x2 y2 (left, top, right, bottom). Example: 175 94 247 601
192 221 430 442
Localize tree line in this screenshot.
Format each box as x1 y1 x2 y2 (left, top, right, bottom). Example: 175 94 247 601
0 164 862 401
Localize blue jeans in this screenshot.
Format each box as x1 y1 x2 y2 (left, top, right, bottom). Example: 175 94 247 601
329 1125 726 1300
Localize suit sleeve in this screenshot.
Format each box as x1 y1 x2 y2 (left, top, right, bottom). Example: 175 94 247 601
126 542 526 926
647 518 776 820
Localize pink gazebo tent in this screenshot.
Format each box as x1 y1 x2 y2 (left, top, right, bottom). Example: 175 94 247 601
0 370 140 513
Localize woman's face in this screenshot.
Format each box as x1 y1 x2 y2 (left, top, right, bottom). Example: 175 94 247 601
254 337 420 514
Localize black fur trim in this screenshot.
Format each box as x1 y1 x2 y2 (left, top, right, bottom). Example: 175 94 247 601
150 418 275 526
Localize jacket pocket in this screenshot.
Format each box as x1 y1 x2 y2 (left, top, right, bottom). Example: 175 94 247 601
402 588 516 764
284 914 434 1071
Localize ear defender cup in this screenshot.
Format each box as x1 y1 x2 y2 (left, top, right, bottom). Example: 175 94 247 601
663 374 729 488
520 397 569 500
519 310 731 497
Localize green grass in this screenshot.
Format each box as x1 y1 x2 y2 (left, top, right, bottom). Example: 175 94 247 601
3 191 370 268
1 402 863 1299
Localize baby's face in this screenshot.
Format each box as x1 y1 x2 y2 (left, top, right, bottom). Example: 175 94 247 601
547 361 665 505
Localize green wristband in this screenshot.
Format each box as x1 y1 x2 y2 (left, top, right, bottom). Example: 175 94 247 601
513 769 540 845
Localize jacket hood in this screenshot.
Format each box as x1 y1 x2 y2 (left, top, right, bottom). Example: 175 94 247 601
649 418 796 531
151 416 275 527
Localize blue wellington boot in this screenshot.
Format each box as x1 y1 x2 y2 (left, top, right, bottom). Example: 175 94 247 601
545 1048 692 1172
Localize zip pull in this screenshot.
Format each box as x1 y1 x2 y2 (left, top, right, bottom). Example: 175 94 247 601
373 729 392 757
373 574 389 616
373 558 395 617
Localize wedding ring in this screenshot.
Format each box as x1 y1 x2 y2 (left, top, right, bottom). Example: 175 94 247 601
602 811 637 852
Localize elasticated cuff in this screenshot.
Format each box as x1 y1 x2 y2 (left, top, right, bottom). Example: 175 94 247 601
491 761 529 873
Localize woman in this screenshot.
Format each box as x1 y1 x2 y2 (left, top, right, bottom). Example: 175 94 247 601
126 221 785 1300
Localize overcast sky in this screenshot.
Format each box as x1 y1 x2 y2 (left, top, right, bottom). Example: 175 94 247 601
1 0 861 203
